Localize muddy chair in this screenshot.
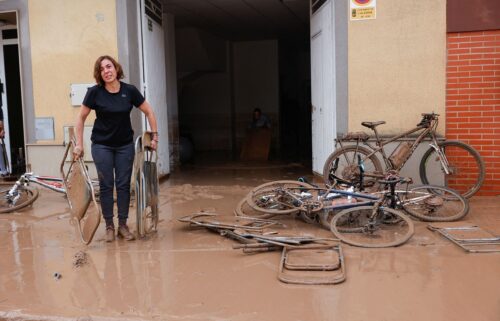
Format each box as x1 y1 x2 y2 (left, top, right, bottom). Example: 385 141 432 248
133 131 159 238
61 129 101 245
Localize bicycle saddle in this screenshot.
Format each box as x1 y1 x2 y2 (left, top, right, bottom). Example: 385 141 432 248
361 121 386 129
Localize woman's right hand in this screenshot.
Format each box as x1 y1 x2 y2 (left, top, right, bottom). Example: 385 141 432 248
73 145 84 160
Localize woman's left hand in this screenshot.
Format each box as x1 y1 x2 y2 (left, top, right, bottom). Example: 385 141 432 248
150 139 158 150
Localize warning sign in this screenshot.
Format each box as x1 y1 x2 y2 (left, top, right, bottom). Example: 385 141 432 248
350 0 376 20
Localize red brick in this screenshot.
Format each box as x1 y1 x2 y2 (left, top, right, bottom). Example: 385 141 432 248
446 106 469 112
447 43 459 49
447 83 465 89
470 71 495 77
447 71 470 78
483 77 500 82
470 140 496 146
459 88 482 94
459 53 483 60
449 48 470 55
482 99 500 105
446 128 469 134
461 123 486 128
458 66 482 72
483 65 500 71
470 35 497 42
460 42 484 48
448 60 470 67
470 128 495 134
446 95 469 100
448 36 469 43
458 77 482 83
469 117 494 122
460 111 483 117
472 47 495 53
483 41 500 47
481 150 494 158
482 112 500 118
473 59 495 65
484 53 500 59
471 94 495 99
458 100 482 105
484 88 500 94
471 82 494 88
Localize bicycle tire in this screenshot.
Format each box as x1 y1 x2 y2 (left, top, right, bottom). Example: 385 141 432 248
401 185 469 222
234 194 276 219
246 180 314 215
323 145 383 189
0 185 39 213
419 140 485 198
330 206 414 248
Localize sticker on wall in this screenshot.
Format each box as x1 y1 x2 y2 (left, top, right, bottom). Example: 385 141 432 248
350 0 376 20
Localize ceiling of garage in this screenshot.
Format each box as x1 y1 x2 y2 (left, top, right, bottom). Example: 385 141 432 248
163 0 310 41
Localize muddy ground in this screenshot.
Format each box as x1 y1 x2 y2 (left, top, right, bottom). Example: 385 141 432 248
0 162 499 321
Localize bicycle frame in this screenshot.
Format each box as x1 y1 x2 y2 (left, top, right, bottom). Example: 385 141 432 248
337 113 447 174
24 174 66 193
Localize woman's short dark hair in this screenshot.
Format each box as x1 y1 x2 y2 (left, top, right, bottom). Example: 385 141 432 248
93 55 124 86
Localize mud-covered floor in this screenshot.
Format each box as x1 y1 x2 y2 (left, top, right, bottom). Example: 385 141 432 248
1 161 499 321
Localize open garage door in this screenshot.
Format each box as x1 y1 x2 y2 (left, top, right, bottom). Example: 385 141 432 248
138 0 170 175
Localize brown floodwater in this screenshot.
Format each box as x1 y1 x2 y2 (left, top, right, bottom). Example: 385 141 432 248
0 162 499 321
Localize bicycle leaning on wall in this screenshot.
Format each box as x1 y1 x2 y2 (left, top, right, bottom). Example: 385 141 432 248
323 113 485 198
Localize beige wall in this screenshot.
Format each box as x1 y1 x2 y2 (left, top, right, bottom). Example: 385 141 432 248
28 0 118 143
348 0 446 135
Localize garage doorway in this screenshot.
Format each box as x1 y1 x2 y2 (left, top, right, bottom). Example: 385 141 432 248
166 0 312 166
0 11 24 175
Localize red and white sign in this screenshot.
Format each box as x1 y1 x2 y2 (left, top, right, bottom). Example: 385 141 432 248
350 0 376 20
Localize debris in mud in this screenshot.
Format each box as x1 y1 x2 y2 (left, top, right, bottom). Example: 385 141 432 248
73 251 88 268
53 272 62 280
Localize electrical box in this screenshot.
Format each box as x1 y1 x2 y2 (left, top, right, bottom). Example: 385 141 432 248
70 83 95 106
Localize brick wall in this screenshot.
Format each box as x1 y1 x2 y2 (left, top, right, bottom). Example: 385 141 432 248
446 30 500 196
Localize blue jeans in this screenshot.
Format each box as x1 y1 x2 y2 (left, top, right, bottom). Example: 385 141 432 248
91 142 135 225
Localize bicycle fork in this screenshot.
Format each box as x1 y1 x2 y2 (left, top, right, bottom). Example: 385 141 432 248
429 143 451 175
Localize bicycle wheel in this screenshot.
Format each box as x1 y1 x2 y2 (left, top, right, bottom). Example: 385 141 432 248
0 185 39 213
246 180 314 215
419 140 485 198
323 145 383 189
401 185 469 222
330 206 414 248
234 194 276 219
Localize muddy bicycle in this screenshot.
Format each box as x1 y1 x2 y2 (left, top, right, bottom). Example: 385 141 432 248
0 145 99 214
323 113 485 198
329 176 415 248
239 176 469 225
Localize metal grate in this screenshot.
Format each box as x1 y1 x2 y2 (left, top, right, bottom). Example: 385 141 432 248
145 0 162 26
311 0 328 14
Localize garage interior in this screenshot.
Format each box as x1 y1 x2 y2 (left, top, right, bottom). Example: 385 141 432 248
164 0 312 166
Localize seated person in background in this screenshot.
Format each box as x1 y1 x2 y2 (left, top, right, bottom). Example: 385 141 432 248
250 108 271 129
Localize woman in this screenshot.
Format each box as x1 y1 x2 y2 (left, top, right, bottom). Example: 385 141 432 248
74 55 158 242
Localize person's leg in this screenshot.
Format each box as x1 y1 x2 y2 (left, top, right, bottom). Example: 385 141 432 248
91 143 115 227
114 142 135 226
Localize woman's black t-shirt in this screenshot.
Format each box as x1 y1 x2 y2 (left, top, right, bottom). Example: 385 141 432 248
82 82 145 147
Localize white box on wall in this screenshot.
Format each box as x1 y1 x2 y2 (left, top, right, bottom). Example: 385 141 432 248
70 83 95 106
